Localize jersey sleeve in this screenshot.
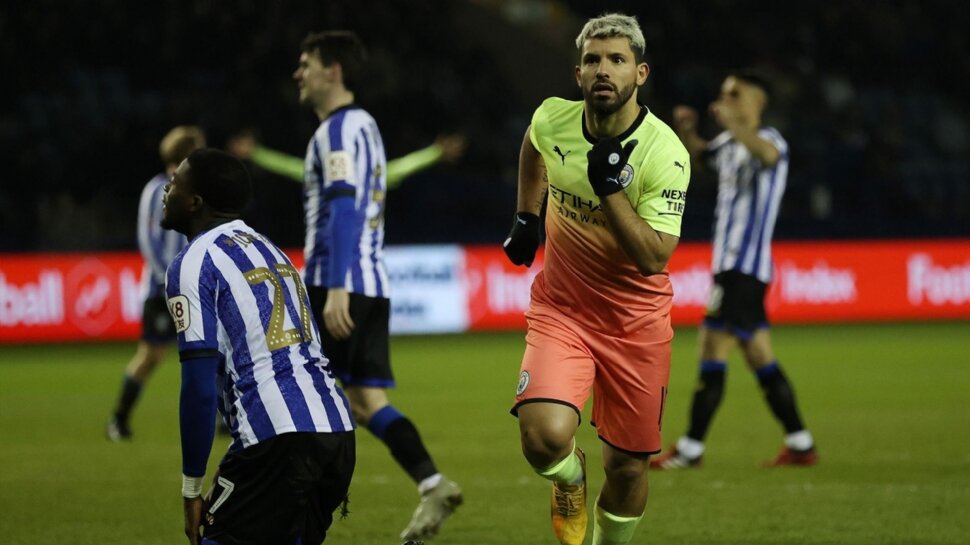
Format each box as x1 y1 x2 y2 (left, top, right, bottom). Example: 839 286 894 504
166 249 220 358
635 141 691 237
316 118 358 200
759 127 789 158
136 180 165 279
528 100 551 151
701 131 732 170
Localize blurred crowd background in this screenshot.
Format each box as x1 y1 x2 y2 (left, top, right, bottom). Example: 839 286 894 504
2 0 968 252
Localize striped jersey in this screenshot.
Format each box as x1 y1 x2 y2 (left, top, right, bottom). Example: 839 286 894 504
302 105 389 297
138 173 186 298
704 128 788 283
529 98 691 335
166 220 354 452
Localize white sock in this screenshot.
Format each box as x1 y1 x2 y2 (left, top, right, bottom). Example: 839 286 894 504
785 430 814 451
676 436 705 459
418 473 443 495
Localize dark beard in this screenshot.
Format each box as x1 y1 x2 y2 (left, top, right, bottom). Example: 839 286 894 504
584 81 637 116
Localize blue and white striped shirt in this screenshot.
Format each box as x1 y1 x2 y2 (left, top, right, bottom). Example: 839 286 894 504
303 105 390 297
705 128 789 283
138 173 186 299
166 220 354 452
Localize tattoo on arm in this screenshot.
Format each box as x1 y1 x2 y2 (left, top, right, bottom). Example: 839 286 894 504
534 169 548 211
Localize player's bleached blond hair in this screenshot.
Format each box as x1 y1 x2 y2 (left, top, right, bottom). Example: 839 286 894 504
159 125 206 166
575 13 646 62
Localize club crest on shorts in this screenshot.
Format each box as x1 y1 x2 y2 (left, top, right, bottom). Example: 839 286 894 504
516 370 531 396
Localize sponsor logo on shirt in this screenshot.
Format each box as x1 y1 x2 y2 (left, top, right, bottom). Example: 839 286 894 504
325 151 353 181
552 145 571 165
660 188 686 216
167 295 190 333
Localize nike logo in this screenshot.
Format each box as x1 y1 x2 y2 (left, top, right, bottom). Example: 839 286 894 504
674 160 685 174
553 145 571 165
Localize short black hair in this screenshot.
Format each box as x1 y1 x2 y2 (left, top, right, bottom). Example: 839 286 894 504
185 149 252 214
731 69 773 101
301 30 367 92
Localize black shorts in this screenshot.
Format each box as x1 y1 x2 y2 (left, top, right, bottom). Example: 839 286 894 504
203 431 356 545
307 287 394 388
141 294 177 343
703 270 769 340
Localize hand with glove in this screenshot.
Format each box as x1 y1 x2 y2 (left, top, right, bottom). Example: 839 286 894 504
586 138 638 196
502 212 540 266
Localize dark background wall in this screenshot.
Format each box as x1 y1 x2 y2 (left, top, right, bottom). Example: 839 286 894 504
2 0 967 252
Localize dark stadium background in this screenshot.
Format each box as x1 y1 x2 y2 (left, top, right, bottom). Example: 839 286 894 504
2 0 968 251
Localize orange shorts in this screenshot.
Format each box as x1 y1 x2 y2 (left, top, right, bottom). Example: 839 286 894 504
512 301 673 455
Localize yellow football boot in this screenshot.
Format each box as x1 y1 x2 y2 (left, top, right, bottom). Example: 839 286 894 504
550 447 587 545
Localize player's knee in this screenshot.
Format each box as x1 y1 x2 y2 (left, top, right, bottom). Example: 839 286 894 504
519 420 573 468
144 343 168 365
343 387 389 424
347 399 383 425
129 353 164 380
349 404 372 426
143 355 164 372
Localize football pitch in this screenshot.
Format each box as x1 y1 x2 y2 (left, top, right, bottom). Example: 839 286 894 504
1 322 968 545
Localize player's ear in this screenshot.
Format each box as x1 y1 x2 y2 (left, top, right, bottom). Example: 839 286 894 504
755 88 768 111
638 62 650 86
328 61 344 85
575 65 582 88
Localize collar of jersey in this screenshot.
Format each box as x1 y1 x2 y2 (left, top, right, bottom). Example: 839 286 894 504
326 103 359 120
581 104 649 145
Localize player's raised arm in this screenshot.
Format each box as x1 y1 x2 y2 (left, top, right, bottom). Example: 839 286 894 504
709 75 780 166
672 105 709 165
502 125 546 267
710 104 780 166
586 138 679 275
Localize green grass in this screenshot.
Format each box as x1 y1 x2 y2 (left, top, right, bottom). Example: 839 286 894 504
1 322 969 544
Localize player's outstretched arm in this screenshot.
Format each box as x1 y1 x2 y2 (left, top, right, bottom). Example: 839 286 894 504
227 132 305 182
229 132 469 188
252 145 305 182
386 133 467 189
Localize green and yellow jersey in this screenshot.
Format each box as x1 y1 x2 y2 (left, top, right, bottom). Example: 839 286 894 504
529 97 691 334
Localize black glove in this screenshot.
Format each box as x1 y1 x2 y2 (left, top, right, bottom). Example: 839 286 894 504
586 138 638 196
503 212 540 266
